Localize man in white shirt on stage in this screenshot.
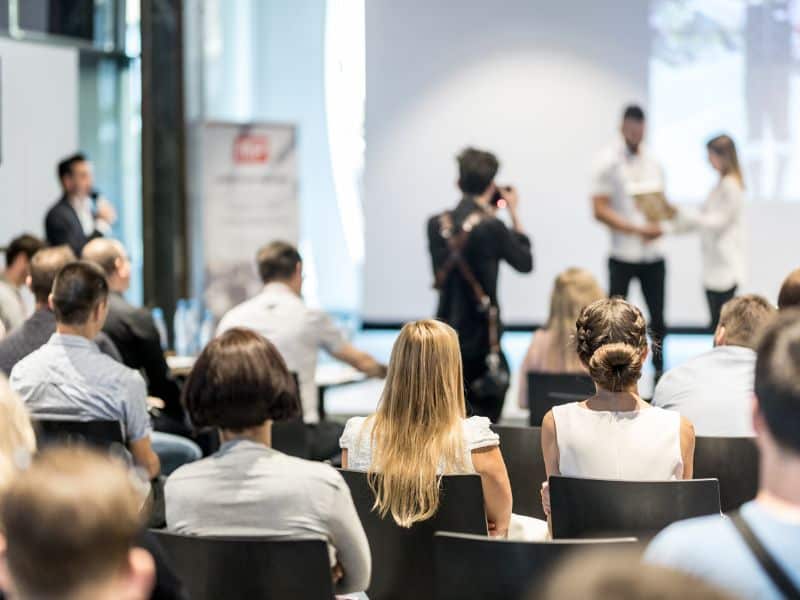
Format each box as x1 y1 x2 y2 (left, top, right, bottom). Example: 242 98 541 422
592 104 667 374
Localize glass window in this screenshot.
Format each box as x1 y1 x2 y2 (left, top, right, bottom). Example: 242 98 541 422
17 0 117 48
0 1 9 31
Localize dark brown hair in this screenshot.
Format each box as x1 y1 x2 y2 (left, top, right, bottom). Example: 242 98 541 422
576 298 648 392
457 147 499 195
51 261 109 325
5 234 45 267
256 241 302 283
755 309 800 455
29 246 76 304
718 295 776 350
1 447 143 598
183 328 300 431
778 268 800 310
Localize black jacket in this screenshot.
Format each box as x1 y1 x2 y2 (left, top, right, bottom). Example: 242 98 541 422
103 293 185 422
44 195 103 257
427 197 533 358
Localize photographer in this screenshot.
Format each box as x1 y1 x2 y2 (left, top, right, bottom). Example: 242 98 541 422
427 147 533 422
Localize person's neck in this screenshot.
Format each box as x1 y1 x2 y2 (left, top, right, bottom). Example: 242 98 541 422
757 446 800 516
625 142 639 155
586 387 642 411
265 279 299 296
56 323 97 340
35 301 51 312
219 422 272 447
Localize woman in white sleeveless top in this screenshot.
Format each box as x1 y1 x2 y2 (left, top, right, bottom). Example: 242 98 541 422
541 298 695 516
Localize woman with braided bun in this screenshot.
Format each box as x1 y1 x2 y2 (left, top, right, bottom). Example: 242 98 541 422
540 298 695 517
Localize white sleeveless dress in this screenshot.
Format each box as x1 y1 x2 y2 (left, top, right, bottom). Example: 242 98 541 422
552 402 684 480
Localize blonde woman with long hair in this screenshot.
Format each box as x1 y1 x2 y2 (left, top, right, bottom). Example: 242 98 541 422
340 320 513 537
518 268 604 408
0 374 36 493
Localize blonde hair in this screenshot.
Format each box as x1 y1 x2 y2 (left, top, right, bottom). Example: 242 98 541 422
707 134 745 188
0 375 36 494
368 320 469 527
543 268 605 372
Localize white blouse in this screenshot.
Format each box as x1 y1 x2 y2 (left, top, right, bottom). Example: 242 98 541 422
339 415 499 472
553 402 684 480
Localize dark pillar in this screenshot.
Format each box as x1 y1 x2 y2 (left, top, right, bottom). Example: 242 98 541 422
140 0 187 343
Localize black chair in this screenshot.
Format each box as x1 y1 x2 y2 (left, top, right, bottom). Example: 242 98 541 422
549 476 721 540
339 469 486 600
271 420 311 459
34 419 125 451
491 425 547 519
693 436 759 512
527 373 595 426
151 530 333 600
434 532 639 600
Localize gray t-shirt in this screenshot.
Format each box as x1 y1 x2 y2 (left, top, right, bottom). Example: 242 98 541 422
645 501 800 599
165 439 371 594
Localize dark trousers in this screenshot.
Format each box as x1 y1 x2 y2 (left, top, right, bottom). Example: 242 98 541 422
609 258 666 373
706 286 737 333
462 351 509 423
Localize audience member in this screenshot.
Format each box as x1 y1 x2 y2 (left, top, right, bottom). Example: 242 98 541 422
517 267 604 408
340 319 513 536
646 310 800 598
0 447 155 600
0 375 36 493
217 241 386 459
0 235 44 333
9 261 198 479
653 294 776 436
541 298 695 515
778 267 800 310
166 328 370 594
0 246 121 376
536 549 735 600
82 239 187 431
45 153 116 256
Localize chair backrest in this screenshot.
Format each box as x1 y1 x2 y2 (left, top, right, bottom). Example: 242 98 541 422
490 425 546 519
527 372 595 426
693 436 759 512
271 420 311 459
549 476 721 540
34 419 125 451
151 530 333 600
434 532 639 600
338 469 486 600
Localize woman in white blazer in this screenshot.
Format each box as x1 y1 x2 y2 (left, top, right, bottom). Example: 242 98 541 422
672 134 746 331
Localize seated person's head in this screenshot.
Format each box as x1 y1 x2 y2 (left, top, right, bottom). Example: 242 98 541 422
0 447 154 600
457 147 499 197
183 328 300 436
256 241 303 294
576 298 648 392
49 261 110 336
753 309 800 461
0 376 36 494
714 294 775 349
29 246 76 307
82 239 132 294
4 235 45 285
546 268 605 363
778 268 800 311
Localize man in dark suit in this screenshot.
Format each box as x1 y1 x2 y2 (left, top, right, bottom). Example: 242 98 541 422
44 153 116 257
82 238 187 432
0 246 121 376
428 147 533 422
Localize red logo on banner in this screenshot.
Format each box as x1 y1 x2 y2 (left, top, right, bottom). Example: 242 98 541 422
234 135 270 163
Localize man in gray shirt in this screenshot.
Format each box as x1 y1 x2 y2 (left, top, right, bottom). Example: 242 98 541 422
0 234 44 332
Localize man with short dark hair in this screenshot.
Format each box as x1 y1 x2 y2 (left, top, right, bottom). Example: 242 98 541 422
646 309 800 598
9 261 161 479
0 246 120 375
427 147 533 422
44 153 116 256
0 234 45 332
778 267 800 310
0 447 155 600
653 295 776 436
592 105 667 374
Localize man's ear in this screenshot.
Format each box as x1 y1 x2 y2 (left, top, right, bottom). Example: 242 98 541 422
25 275 33 291
122 548 155 600
0 534 15 595
752 394 766 437
714 326 726 347
48 293 56 312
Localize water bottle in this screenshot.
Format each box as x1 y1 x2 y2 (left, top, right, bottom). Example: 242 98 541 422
151 307 169 351
185 299 201 355
198 309 215 351
173 299 189 357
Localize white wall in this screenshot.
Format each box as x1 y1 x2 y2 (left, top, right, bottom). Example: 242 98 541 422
363 0 799 326
0 38 78 248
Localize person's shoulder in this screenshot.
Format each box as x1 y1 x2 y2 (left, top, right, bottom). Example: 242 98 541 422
340 416 371 447
281 452 347 489
463 416 499 449
645 513 735 565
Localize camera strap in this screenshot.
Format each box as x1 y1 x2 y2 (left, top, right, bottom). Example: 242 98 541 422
435 211 502 360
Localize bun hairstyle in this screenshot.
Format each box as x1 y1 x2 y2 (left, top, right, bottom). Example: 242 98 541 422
576 298 648 392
